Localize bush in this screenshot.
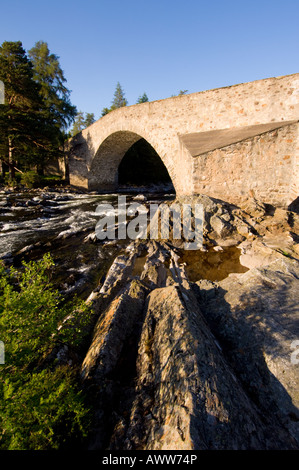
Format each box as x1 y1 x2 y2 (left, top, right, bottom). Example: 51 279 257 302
0 254 92 449
4 175 18 188
0 367 90 450
20 171 41 188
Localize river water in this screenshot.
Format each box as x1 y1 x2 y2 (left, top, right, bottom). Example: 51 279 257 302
0 188 247 300
0 189 175 299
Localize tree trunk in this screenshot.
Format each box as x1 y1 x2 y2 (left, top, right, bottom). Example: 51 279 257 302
8 137 15 180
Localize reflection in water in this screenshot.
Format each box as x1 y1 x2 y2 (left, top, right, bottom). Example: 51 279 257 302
179 246 248 282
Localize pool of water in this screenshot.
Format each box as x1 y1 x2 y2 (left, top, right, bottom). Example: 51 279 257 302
178 245 248 282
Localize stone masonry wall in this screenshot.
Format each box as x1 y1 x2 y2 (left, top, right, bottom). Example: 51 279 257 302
192 122 299 207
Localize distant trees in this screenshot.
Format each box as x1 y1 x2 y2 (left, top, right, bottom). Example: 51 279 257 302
70 111 95 136
100 107 111 117
84 112 95 127
170 90 189 98
111 82 128 109
136 92 149 104
70 111 85 136
0 40 76 179
101 83 149 116
101 82 127 117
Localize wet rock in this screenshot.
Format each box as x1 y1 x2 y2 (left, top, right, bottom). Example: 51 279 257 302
133 194 147 201
15 244 35 255
54 195 72 201
213 245 223 251
56 226 85 239
26 199 40 207
0 252 13 265
42 207 58 216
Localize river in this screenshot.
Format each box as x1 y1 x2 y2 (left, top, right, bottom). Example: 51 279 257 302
0 187 248 301
0 188 175 300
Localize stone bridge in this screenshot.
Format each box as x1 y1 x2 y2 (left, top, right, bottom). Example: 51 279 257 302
68 73 299 208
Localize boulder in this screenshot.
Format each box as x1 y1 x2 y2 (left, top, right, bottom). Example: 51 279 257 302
209 214 234 239
244 198 267 218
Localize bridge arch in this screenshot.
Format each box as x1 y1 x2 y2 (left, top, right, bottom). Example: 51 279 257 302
88 130 177 192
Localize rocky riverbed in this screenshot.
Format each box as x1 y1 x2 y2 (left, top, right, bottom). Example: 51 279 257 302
1 187 299 450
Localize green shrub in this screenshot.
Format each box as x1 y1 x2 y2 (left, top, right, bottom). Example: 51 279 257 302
4 175 18 188
0 254 92 449
20 171 41 189
0 367 90 450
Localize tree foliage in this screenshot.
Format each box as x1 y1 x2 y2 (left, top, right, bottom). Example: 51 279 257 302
0 254 92 449
70 111 96 136
0 40 76 178
100 84 151 116
101 82 128 116
71 111 85 136
136 92 149 104
28 41 76 130
111 81 128 108
84 112 95 127
0 41 44 177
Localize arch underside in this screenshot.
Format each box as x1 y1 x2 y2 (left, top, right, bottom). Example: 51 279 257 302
88 131 176 192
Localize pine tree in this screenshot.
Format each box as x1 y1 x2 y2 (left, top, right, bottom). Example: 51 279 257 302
101 107 111 117
0 41 44 178
136 92 149 104
28 41 76 173
111 82 128 109
84 112 95 127
28 41 76 130
70 111 85 136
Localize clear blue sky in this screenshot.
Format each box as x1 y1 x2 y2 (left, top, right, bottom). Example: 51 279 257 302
1 0 298 121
